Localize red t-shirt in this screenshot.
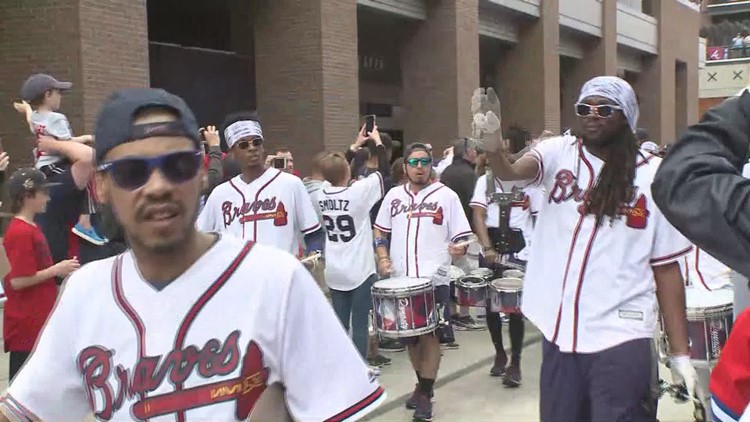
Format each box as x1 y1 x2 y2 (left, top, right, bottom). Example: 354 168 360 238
2 218 58 352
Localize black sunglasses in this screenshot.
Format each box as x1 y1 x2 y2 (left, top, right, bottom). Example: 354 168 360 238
97 150 203 190
234 137 264 150
575 103 622 119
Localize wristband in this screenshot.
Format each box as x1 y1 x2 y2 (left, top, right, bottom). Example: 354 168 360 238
374 237 390 249
670 354 690 366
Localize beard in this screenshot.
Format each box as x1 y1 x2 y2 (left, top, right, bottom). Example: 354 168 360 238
126 196 201 256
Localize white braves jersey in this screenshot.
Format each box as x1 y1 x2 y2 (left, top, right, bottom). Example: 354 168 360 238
680 247 732 291
523 136 692 353
196 169 321 255
374 182 472 286
1 236 384 421
322 172 384 291
469 174 542 261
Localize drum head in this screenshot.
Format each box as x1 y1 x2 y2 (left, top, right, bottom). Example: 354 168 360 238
686 288 733 309
469 268 493 278
373 277 432 290
458 276 487 286
492 277 523 290
502 269 525 279
448 266 466 280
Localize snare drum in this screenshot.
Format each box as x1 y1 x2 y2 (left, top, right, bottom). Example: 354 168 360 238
685 288 733 365
372 277 437 338
449 266 465 301
489 278 524 314
469 268 494 281
502 269 525 280
456 276 488 307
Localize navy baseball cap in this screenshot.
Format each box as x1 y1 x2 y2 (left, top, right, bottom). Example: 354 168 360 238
21 73 72 102
94 88 201 163
7 168 60 199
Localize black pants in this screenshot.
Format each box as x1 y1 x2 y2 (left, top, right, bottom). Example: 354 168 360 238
9 351 31 382
479 255 525 362
487 310 524 362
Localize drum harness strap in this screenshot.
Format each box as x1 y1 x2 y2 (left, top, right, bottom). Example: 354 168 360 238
485 170 526 256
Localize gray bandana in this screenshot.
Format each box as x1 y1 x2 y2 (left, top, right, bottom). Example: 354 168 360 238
577 76 639 132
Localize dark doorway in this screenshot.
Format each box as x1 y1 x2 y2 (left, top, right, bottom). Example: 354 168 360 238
147 0 255 127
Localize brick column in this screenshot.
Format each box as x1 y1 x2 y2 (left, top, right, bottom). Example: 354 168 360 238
0 0 149 171
78 0 150 131
636 0 699 144
401 0 479 150
497 0 560 136
560 1 618 131
254 0 359 175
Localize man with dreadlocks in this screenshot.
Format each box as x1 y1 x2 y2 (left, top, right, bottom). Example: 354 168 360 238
478 76 706 420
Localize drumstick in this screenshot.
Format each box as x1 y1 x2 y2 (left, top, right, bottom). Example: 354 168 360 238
300 252 322 264
453 237 478 249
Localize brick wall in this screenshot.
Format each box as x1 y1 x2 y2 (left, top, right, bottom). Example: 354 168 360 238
254 0 359 176
496 0 560 136
637 0 700 144
559 0 618 131
0 0 149 175
78 0 150 133
401 0 479 151
0 0 85 170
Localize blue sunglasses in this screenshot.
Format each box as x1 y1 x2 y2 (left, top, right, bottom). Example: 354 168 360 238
97 150 202 190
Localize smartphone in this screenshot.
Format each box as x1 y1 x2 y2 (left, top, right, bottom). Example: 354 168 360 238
273 157 287 169
364 115 376 134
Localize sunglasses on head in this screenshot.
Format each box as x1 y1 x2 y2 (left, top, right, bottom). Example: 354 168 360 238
575 103 622 119
97 150 203 190
406 157 432 168
234 137 263 150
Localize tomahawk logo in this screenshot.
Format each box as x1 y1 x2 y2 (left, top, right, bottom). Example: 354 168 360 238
78 331 269 419
222 197 289 227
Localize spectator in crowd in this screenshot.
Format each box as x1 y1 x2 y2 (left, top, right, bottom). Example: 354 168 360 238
200 125 226 198
434 145 454 178
733 32 744 50
635 128 660 154
345 127 400 359
440 138 483 332
391 157 406 185
303 152 329 293
2 168 79 381
319 127 389 365
304 151 329 224
0 141 10 187
14 74 107 248
266 147 299 176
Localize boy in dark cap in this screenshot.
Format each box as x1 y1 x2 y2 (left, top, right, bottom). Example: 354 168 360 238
14 73 107 262
2 168 79 382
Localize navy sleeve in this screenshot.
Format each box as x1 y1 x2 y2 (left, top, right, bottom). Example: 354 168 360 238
304 228 326 256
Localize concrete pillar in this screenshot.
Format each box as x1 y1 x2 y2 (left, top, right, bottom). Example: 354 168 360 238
560 0 618 131
0 0 148 170
401 0 479 150
497 0 560 136
254 0 359 174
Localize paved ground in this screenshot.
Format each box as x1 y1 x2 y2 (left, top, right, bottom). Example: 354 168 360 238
0 310 698 421
364 325 699 422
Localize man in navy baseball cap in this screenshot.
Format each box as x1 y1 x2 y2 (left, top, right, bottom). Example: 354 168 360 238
94 88 201 164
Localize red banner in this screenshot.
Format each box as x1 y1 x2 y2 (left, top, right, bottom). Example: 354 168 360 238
707 46 727 61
